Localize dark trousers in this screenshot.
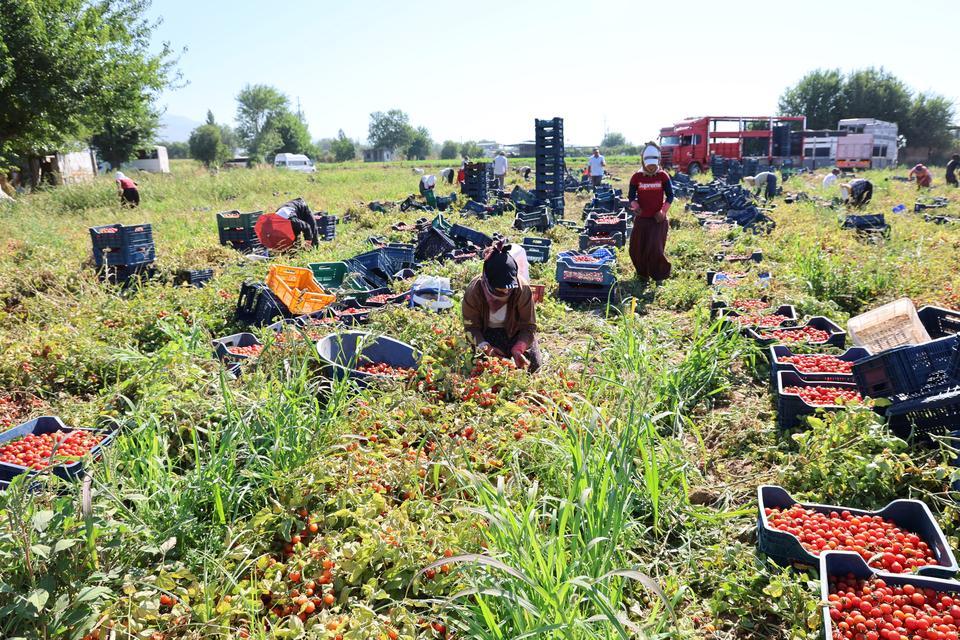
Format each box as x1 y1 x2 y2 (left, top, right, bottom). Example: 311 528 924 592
483 328 542 373
121 188 139 207
629 216 671 282
591 175 603 187
281 198 318 244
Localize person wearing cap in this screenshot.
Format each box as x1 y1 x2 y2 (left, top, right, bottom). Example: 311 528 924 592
461 240 541 372
419 174 438 207
909 163 933 188
840 178 873 208
947 154 960 188
627 142 674 283
587 148 606 188
822 168 841 189
274 197 319 246
744 171 777 199
493 151 509 190
115 171 140 207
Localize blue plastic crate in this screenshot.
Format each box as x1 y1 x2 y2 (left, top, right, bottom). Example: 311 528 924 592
448 224 493 249
918 305 960 339
177 269 214 288
819 551 960 640
557 247 616 265
853 335 960 400
521 238 551 264
578 232 624 251
757 485 957 577
0 416 114 483
768 345 869 389
775 370 865 430
555 257 617 286
315 331 420 389
886 386 960 441
556 281 619 305
89 223 155 267
235 282 289 326
746 316 847 348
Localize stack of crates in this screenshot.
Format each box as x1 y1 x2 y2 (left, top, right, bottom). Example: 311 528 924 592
514 207 554 232
217 211 263 252
314 213 337 241
89 222 156 282
535 117 565 216
555 249 618 304
463 162 488 203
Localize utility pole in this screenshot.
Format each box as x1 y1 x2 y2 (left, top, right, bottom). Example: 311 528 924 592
296 97 303 122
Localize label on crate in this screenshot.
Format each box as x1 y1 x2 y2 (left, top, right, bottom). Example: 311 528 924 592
563 269 604 283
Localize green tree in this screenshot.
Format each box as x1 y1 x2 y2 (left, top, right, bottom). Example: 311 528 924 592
439 140 459 160
406 126 432 160
601 132 626 147
841 68 912 127
903 93 956 161
460 141 483 159
90 102 159 169
267 111 314 158
235 84 289 152
368 110 413 152
162 141 190 159
330 130 356 162
0 0 176 184
777 69 846 129
188 124 230 168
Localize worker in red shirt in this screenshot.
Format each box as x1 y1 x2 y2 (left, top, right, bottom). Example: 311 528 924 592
909 164 933 188
115 171 140 207
627 142 674 283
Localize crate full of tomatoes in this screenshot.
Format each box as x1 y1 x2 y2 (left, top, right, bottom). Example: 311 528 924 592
767 345 870 388
757 485 957 578
0 416 114 483
774 370 868 430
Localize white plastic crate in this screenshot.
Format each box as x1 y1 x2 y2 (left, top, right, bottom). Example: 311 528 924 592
847 298 931 354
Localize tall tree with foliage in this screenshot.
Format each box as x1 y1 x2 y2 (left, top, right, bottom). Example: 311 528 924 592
368 110 413 152
601 132 626 147
0 0 176 184
235 84 289 153
460 141 483 159
777 69 846 129
330 130 356 162
439 140 459 160
162 141 190 159
840 68 912 127
266 111 315 158
406 126 432 160
903 93 956 159
188 124 230 169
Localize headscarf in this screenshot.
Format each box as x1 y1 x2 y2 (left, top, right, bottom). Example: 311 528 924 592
481 275 511 313
115 171 126 181
641 142 661 174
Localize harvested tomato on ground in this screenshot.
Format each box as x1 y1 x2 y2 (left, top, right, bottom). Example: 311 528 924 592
827 575 960 640
764 326 831 344
0 395 44 429
338 307 367 315
366 294 399 304
227 345 264 357
780 354 854 374
766 505 938 571
356 363 416 378
784 385 863 406
0 430 103 470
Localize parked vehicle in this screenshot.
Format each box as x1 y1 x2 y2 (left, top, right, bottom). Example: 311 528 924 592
835 119 898 169
131 146 170 173
274 153 316 173
659 116 806 175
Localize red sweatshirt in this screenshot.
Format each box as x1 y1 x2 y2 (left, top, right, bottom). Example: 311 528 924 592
628 170 673 218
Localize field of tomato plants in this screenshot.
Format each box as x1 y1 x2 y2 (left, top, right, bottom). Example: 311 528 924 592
0 159 959 640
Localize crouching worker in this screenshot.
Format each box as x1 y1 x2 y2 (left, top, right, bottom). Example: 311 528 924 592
419 174 438 207
275 197 319 246
745 171 778 199
462 240 542 373
840 178 873 208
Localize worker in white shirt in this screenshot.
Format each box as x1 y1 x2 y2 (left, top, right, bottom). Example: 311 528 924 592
822 168 840 189
587 148 606 188
493 151 509 190
744 171 778 199
419 174 438 207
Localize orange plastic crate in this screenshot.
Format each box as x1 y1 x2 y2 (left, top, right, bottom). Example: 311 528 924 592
266 265 336 315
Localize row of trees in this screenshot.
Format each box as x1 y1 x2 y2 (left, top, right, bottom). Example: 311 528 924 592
0 0 177 184
778 68 956 159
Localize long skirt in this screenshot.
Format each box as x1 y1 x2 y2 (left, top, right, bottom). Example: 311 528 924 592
629 216 671 281
121 187 140 207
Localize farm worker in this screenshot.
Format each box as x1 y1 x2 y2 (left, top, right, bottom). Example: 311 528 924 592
822 168 841 189
419 174 438 207
745 171 777 199
587 148 606 188
909 164 933 188
440 168 455 184
627 142 674 283
840 178 873 208
462 240 542 373
946 154 959 188
275 197 319 246
493 151 509 190
115 171 140 207
518 165 532 180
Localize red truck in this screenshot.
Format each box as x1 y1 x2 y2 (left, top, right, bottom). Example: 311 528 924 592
658 116 807 174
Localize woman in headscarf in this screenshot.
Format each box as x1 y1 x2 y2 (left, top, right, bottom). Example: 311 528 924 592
627 142 674 283
461 240 541 373
115 172 140 207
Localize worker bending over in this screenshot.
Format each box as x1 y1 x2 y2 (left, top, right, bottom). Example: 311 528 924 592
419 174 437 207
275 197 319 246
840 178 873 208
745 171 777 199
909 164 933 188
945 155 959 188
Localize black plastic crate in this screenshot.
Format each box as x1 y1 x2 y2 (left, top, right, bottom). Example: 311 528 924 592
556 281 619 305
448 224 493 249
745 316 847 348
176 269 214 288
886 387 960 440
0 416 115 483
89 223 155 267
767 345 869 389
853 335 960 400
918 305 960 339
775 370 866 430
235 282 289 326
578 232 625 251
521 237 551 264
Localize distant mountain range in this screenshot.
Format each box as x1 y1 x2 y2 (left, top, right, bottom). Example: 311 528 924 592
157 114 202 142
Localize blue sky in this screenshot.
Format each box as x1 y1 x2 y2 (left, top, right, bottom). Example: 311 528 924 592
150 0 959 146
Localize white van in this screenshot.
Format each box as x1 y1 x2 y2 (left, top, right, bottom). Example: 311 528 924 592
274 153 316 173
131 146 170 173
